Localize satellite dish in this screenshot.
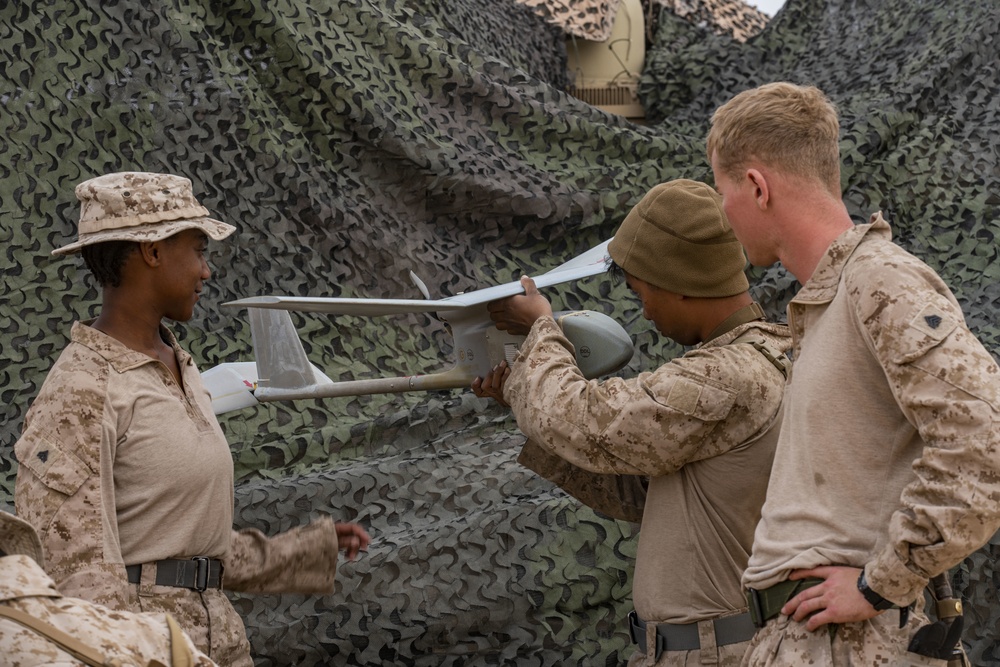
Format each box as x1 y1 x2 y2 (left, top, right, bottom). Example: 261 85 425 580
566 0 646 120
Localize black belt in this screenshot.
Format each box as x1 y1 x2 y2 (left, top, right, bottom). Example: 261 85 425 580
628 610 756 659
125 558 223 592
748 577 913 630
746 578 823 627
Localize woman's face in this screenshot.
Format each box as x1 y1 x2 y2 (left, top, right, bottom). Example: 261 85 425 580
155 229 211 322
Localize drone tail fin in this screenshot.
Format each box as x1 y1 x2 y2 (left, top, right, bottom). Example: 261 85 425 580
248 307 336 394
203 308 340 414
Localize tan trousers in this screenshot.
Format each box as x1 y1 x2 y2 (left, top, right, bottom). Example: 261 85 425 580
627 619 751 667
135 584 252 667
741 609 955 667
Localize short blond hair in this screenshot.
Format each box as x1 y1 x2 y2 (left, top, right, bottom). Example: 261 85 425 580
707 82 842 193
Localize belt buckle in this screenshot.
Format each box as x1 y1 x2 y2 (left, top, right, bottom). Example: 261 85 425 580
192 557 210 592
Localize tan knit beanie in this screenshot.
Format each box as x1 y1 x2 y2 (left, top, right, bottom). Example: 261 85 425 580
607 179 749 297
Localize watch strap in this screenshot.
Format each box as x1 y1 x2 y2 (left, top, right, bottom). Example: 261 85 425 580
857 569 896 610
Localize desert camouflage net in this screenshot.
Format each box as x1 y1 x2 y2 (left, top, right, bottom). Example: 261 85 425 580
0 0 997 664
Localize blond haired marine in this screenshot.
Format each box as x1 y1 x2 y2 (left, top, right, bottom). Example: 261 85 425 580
709 82 1000 666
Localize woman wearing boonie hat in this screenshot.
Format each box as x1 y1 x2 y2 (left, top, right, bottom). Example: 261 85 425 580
13 172 370 666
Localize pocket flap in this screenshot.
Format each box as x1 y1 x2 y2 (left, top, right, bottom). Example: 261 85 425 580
662 375 736 421
891 299 959 365
15 431 91 497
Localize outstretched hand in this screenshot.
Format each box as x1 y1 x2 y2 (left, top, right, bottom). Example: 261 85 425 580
486 276 553 336
335 522 371 561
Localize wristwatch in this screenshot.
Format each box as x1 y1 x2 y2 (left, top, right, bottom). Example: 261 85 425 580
857 569 895 610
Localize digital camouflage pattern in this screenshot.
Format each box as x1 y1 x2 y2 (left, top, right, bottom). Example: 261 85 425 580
506 315 787 632
630 634 747 667
1 556 216 666
14 323 342 665
504 317 788 481
508 313 788 666
518 439 648 523
0 507 215 667
53 172 236 255
844 219 1000 606
744 610 941 667
745 216 1000 664
0 0 997 664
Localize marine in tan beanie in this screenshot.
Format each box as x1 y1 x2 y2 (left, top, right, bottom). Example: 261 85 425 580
472 180 790 666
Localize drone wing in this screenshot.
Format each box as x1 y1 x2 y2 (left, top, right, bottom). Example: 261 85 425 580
207 238 626 413
222 239 612 315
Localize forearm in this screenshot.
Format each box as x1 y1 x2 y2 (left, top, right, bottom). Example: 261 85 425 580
223 517 340 593
505 317 647 475
868 438 1000 604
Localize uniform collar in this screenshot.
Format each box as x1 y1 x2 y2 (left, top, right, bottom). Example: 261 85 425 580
71 321 192 373
703 302 766 344
793 212 892 305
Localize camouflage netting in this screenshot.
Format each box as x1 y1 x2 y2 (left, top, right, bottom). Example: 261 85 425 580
0 0 997 664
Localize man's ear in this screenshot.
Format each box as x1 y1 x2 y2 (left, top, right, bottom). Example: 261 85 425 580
746 168 769 209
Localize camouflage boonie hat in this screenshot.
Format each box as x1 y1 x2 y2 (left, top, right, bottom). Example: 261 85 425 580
0 511 44 563
52 171 236 255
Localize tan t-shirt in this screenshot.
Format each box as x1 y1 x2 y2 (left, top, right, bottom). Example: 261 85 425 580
15 322 341 663
744 215 1000 605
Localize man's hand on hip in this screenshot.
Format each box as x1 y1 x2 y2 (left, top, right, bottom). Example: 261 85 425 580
782 566 881 630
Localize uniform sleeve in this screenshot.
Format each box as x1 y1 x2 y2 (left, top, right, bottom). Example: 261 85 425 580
222 517 340 593
504 316 753 477
13 351 133 609
848 252 1000 603
517 438 647 522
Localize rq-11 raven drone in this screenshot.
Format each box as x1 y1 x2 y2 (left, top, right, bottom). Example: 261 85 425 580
202 239 634 414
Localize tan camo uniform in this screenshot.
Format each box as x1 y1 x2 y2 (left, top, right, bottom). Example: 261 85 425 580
503 181 791 667
0 509 217 666
742 215 1000 665
14 172 348 667
15 323 342 665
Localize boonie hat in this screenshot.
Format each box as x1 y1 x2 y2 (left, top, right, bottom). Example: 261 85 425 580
0 510 44 564
52 171 236 256
607 179 749 298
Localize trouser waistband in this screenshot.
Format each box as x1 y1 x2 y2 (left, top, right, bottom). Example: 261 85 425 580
746 578 823 628
628 610 756 660
125 557 223 592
